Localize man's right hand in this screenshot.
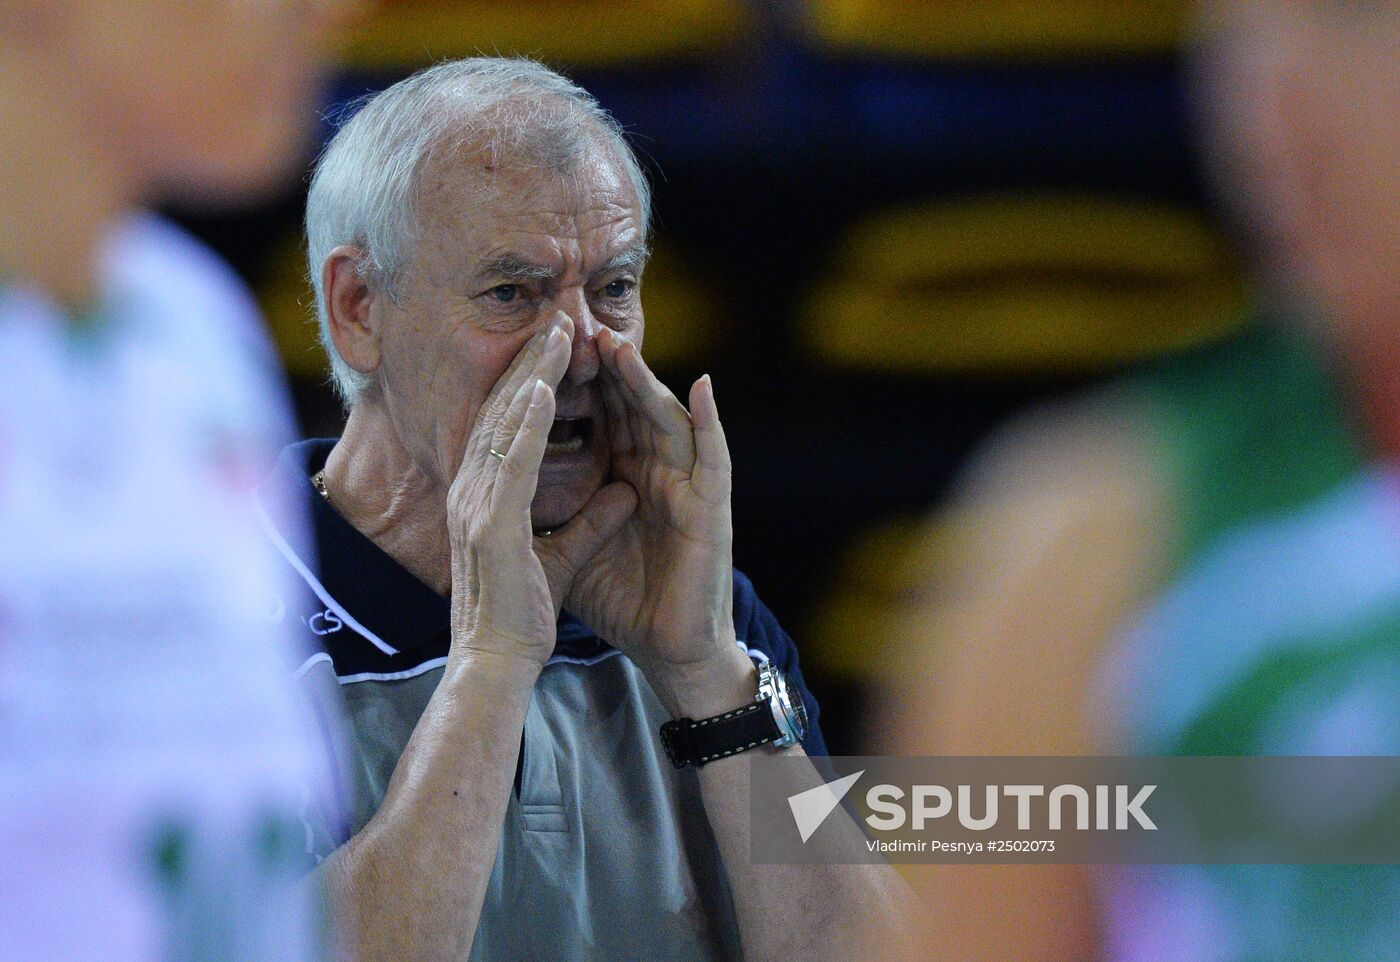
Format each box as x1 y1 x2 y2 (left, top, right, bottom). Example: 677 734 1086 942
445 316 575 668
445 314 636 668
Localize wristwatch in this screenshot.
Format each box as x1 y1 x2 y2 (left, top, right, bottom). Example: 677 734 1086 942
660 661 809 768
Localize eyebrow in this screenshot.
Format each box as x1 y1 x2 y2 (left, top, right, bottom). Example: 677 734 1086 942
598 245 651 277
471 244 651 287
473 254 558 285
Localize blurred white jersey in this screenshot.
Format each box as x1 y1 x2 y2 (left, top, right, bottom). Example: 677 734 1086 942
0 214 334 961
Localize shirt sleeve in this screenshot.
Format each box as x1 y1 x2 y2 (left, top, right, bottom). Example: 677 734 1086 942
290 656 357 868
731 569 829 757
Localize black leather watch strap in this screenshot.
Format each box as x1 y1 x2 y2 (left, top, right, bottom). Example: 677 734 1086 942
660 700 782 768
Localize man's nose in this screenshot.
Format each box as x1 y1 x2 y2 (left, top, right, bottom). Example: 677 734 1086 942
558 298 602 386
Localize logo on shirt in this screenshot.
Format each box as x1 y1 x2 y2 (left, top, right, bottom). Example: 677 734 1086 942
305 609 344 636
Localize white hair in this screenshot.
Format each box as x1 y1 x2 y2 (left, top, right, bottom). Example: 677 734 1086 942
305 57 652 406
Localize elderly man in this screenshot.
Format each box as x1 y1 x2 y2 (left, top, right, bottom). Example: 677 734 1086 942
262 58 903 961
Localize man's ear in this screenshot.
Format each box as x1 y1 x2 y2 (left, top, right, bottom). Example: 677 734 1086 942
322 245 383 377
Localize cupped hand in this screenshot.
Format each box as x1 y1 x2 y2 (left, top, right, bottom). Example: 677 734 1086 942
557 326 739 694
446 315 635 668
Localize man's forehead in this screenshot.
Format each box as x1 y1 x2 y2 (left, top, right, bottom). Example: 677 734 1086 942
420 141 638 226
411 159 640 282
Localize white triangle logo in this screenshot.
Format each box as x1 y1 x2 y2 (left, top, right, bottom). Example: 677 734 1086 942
787 770 864 843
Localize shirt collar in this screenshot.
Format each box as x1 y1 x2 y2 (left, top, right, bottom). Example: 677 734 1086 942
265 439 608 663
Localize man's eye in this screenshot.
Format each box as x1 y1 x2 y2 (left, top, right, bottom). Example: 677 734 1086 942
488 285 519 303
602 279 634 298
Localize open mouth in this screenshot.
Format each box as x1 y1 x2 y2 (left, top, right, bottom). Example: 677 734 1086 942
545 416 593 456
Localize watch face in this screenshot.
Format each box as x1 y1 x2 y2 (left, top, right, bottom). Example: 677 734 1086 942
790 686 809 738
776 671 808 740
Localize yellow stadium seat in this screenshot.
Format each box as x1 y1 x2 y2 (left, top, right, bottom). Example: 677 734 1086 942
340 0 749 71
803 516 938 685
807 0 1191 59
800 195 1247 375
630 241 726 370
258 230 325 382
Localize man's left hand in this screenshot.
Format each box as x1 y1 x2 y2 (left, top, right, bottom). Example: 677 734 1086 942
540 327 753 716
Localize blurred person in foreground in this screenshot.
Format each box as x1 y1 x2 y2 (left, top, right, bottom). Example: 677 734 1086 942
0 0 356 958
882 1 1400 959
266 56 907 962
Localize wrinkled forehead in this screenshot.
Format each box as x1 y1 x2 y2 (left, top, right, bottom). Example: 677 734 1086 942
412 133 641 268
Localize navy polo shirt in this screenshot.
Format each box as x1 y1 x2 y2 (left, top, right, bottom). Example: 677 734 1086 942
266 439 824 750
260 439 827 962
